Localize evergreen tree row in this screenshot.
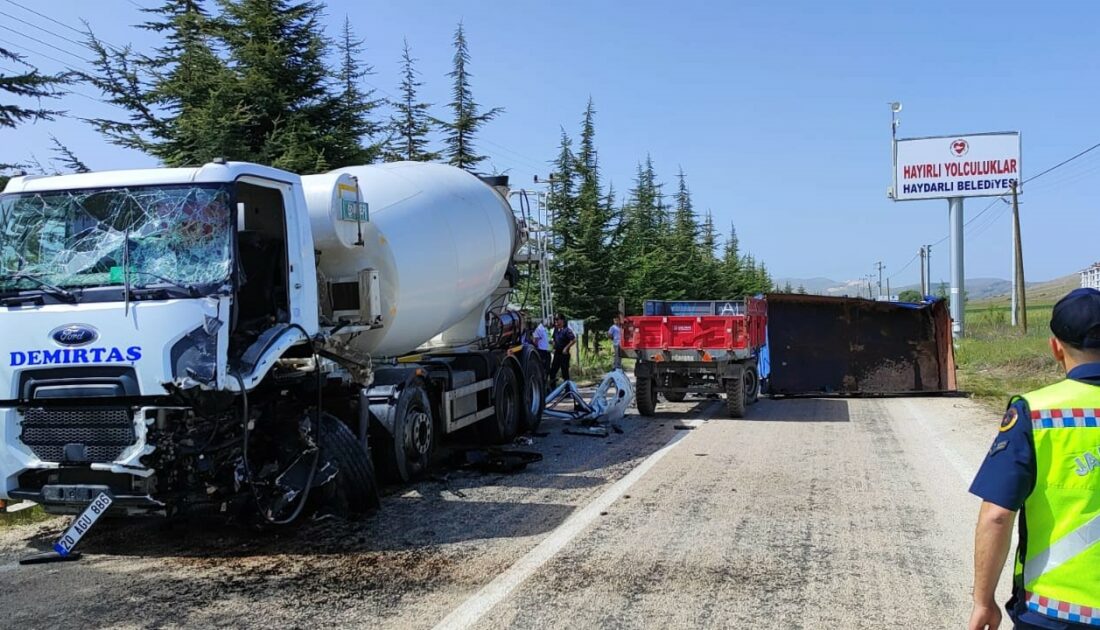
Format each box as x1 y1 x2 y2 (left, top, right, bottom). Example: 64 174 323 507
72 0 499 174
544 99 772 342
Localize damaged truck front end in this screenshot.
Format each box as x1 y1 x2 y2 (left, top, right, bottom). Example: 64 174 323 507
0 170 359 522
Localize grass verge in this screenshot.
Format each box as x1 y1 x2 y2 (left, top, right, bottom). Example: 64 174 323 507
0 504 52 528
956 304 1062 409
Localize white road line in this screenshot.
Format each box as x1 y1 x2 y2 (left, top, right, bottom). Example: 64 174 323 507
900 398 979 484
433 410 712 630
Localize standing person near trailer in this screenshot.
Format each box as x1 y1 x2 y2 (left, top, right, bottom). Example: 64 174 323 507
549 314 576 387
967 288 1100 630
531 317 551 375
608 314 623 371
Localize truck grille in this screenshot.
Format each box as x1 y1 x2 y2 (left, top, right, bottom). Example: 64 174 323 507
19 408 136 464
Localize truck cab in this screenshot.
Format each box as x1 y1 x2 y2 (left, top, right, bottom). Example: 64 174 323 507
0 162 321 515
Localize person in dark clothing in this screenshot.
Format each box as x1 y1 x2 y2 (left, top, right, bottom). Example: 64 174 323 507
549 314 576 388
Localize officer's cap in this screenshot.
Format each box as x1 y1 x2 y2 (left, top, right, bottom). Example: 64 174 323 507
1051 287 1100 349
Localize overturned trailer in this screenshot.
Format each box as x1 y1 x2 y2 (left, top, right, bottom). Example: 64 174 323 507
766 294 957 396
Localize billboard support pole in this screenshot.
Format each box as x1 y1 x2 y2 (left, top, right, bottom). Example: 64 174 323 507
949 197 965 338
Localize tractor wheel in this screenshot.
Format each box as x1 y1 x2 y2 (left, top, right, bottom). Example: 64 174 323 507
636 376 657 416
725 365 746 419
744 366 760 405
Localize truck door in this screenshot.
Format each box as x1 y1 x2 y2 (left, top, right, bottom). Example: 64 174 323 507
234 181 291 334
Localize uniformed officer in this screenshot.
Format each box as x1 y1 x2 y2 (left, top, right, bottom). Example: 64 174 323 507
968 288 1100 630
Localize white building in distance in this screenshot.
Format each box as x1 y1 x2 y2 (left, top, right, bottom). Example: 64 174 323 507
1083 262 1100 290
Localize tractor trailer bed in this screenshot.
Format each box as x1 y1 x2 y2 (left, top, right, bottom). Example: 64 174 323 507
622 298 767 418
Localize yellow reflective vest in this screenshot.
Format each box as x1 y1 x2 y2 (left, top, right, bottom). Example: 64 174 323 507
1015 379 1100 623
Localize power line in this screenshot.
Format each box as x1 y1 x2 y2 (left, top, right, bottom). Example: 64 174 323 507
0 9 96 54
1027 141 1100 183
887 251 920 281
0 37 90 72
0 62 129 112
0 23 92 65
1 0 125 52
907 138 1100 262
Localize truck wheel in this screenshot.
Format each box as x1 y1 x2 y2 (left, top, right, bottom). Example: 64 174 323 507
389 379 435 483
636 376 657 416
521 353 546 433
725 365 746 418
318 413 380 516
480 365 520 443
663 375 687 403
745 366 760 405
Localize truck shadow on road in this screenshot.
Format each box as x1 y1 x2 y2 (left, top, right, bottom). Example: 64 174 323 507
12 402 716 560
733 397 851 423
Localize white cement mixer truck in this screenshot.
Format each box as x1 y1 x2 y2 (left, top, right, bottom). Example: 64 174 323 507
0 160 547 524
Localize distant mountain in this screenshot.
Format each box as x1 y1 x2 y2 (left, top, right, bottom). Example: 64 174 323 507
774 274 1078 302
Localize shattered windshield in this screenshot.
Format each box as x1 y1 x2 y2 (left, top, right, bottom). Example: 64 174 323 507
0 184 232 293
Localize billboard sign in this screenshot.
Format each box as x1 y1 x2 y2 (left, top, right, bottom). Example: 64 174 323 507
893 132 1020 201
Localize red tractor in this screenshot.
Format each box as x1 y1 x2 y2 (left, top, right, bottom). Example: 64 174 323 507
621 298 767 418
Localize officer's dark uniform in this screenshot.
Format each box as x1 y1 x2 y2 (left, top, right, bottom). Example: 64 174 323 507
970 288 1100 630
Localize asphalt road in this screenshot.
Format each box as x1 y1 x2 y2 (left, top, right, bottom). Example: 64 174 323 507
0 393 1012 629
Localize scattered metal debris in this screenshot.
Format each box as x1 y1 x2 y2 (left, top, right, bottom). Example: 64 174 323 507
544 370 634 424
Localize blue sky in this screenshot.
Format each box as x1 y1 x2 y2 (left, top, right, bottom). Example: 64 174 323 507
2 0 1098 287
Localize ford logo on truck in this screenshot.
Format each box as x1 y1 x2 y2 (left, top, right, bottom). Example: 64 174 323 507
51 324 98 347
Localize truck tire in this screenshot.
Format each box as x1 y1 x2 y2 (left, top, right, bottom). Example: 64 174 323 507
663 374 687 403
521 353 546 433
390 379 435 483
725 365 746 418
480 365 520 443
636 376 657 416
318 413 380 516
745 366 760 405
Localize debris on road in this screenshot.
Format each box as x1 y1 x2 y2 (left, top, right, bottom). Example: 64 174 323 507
455 448 544 474
563 426 610 438
544 370 634 424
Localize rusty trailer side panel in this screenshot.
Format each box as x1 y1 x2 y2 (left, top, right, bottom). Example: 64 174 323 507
766 293 957 396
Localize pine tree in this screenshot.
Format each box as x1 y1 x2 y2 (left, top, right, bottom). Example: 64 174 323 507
719 223 743 298
0 48 66 130
618 156 669 310
85 0 381 172
696 210 721 297
441 22 502 170
666 167 700 299
328 16 385 165
573 99 616 345
49 136 90 173
385 39 439 162
547 129 579 316
86 0 238 162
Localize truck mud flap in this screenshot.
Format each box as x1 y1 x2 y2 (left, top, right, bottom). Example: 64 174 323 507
766 294 957 396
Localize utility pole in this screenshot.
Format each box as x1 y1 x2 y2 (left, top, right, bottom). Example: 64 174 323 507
919 246 927 296
1011 181 1027 333
886 278 891 300
874 261 885 298
949 197 965 337
925 244 932 297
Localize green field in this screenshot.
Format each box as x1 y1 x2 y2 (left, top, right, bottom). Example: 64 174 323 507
956 277 1078 409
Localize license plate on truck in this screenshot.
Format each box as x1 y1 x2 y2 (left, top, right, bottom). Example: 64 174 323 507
53 492 112 556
